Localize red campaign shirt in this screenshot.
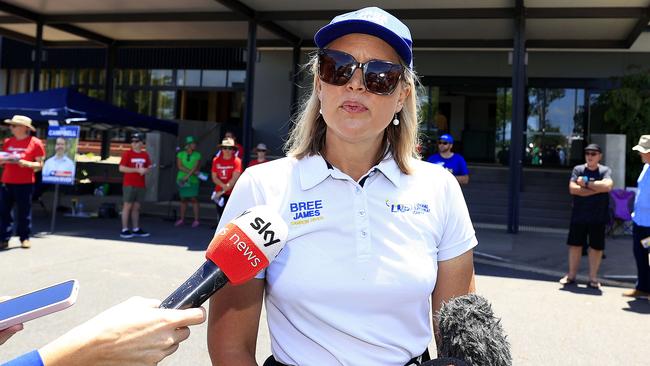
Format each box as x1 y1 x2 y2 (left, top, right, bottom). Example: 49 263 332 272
1 136 45 184
211 155 242 195
247 159 267 168
120 149 151 188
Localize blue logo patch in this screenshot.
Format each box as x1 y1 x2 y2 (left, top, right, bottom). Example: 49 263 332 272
385 200 430 215
290 200 323 221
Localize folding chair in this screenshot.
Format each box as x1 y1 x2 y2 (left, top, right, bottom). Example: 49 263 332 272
607 189 635 237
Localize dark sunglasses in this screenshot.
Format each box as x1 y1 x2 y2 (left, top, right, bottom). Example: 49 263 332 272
131 139 142 143
585 151 599 156
438 141 450 145
318 49 404 96
222 146 235 151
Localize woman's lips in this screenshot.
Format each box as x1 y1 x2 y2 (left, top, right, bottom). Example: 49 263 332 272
341 102 368 113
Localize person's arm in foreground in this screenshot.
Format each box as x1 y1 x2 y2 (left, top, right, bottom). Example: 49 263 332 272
431 250 475 349
3 297 205 366
208 279 264 366
0 297 23 346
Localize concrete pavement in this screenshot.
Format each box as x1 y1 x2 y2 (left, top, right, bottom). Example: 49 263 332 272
1 209 647 365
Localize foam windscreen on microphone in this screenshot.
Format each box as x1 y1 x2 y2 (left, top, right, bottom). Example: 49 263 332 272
437 293 512 366
206 205 288 285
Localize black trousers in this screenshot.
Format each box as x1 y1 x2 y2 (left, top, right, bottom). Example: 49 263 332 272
0 183 34 241
632 223 650 293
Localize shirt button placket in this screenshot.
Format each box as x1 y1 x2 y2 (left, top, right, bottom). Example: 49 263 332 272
354 185 371 257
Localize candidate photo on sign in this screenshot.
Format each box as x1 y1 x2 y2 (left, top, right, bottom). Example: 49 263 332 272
42 137 75 179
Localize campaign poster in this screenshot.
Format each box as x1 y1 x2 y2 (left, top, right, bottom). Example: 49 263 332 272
42 125 80 185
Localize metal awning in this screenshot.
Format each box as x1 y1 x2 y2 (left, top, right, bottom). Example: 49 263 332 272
0 0 646 51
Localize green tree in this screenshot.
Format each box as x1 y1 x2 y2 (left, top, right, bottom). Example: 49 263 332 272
601 67 650 186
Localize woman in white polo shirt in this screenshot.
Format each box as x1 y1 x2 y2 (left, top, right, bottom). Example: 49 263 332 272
208 7 477 366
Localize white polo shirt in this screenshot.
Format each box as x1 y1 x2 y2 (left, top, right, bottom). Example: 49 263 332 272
218 154 477 366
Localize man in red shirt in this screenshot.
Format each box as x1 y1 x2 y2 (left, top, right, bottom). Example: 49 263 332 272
211 138 242 219
119 133 152 238
0 115 45 249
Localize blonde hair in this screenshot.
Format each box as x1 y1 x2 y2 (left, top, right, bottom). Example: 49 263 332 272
284 52 421 174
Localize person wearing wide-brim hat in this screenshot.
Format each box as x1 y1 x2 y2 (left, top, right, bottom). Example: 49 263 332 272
623 135 650 298
175 135 202 228
208 7 478 366
210 137 242 218
0 115 45 250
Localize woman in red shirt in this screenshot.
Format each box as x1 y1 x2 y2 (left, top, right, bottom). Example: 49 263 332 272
211 138 242 219
0 115 45 249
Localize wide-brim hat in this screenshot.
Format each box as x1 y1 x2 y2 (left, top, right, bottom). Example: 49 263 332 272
632 135 650 153
4 115 35 131
314 7 413 69
219 138 236 148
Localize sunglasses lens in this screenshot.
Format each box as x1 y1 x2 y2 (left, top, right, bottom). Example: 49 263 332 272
318 49 355 86
438 141 449 145
365 60 403 95
318 49 403 95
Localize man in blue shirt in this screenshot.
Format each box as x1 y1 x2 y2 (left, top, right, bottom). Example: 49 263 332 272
624 135 650 299
426 134 469 185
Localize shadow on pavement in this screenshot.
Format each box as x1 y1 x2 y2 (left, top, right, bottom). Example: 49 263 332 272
476 262 559 283
558 284 603 296
31 215 216 251
622 299 650 314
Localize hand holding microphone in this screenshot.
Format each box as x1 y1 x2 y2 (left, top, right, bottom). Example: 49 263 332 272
160 205 288 309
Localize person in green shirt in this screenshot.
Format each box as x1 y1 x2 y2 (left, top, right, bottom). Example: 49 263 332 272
176 136 202 227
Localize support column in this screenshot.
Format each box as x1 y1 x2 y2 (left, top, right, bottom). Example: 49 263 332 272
290 45 301 118
101 44 116 160
242 20 257 168
508 0 526 234
32 21 43 91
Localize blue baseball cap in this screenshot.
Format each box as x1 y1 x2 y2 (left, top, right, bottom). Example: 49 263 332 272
314 7 413 69
439 134 454 144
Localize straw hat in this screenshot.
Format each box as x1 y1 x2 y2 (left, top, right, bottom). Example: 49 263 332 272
4 115 35 131
632 135 650 154
219 138 236 148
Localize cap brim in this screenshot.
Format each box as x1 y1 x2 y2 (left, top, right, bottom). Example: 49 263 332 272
314 20 412 68
632 145 650 153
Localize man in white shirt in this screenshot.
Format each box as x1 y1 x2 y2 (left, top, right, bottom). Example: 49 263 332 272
42 137 75 178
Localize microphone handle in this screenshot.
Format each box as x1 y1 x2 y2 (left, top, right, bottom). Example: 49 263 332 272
159 261 229 309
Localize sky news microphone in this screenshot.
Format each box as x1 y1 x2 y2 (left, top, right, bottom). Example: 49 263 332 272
431 293 512 366
160 205 288 309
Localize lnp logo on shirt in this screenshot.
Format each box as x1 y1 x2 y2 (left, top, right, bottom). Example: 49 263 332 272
386 200 430 215
289 199 324 225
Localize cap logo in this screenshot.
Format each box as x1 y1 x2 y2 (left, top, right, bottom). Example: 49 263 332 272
355 9 388 25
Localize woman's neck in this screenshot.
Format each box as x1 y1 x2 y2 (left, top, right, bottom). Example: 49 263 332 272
323 135 383 182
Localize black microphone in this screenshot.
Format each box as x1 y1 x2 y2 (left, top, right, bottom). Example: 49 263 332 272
429 293 512 366
160 205 288 309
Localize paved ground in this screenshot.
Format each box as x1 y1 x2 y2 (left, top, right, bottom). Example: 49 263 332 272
1 213 648 365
